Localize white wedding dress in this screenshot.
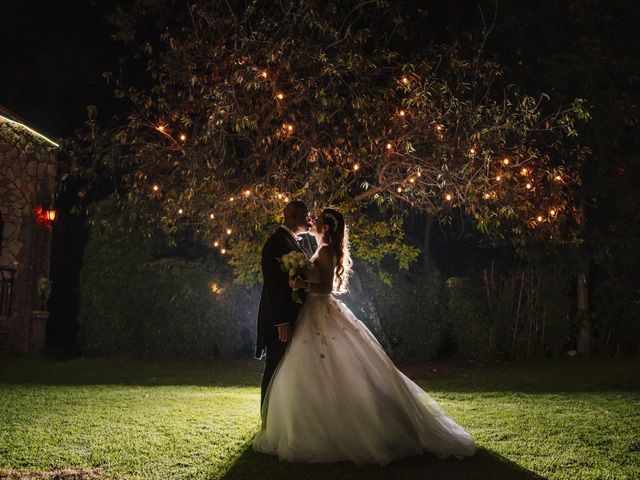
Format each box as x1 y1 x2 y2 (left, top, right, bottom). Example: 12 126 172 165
253 261 476 466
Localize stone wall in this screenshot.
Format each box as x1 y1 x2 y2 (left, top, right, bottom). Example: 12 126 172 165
0 122 57 354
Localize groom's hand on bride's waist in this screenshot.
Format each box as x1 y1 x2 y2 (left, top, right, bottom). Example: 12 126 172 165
276 323 292 342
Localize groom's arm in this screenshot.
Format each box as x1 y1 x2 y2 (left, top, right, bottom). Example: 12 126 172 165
262 243 297 328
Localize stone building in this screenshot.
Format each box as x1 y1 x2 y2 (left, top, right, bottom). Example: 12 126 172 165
0 106 59 354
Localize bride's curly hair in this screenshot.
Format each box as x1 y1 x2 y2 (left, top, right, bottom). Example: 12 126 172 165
320 208 353 294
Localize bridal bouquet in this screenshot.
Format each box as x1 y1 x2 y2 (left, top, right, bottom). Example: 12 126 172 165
279 252 311 303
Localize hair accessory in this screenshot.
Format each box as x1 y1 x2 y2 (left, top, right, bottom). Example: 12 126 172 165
323 211 340 233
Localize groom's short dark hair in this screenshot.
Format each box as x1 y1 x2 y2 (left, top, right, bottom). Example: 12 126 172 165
284 201 308 220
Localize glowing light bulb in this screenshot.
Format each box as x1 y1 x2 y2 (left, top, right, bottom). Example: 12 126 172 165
417 172 422 177
287 124 293 132
399 110 406 117
436 125 443 132
277 193 283 199
503 158 510 165
284 196 290 202
276 92 284 100
213 241 219 247
496 175 502 182
353 164 360 171
555 175 562 181
229 196 235 202
550 209 556 216
244 189 251 196
157 125 165 132
445 194 452 201
483 193 490 200
397 187 402 193
386 142 392 150
537 215 543 222
178 208 183 214
521 167 528 175
469 148 476 155
220 248 226 254
226 228 232 235
526 183 532 189
209 213 215 219
152 184 159 192
261 70 268 78
409 178 415 184
401 76 409 84
180 133 186 141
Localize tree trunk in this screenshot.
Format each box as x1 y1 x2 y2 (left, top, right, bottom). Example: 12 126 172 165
576 266 591 356
423 213 434 268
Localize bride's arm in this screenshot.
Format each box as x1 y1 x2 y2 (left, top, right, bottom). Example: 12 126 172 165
291 246 334 294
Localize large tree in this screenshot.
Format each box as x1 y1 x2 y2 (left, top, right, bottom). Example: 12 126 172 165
69 0 587 284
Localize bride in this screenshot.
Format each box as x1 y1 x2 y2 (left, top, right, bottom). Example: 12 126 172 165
253 208 476 466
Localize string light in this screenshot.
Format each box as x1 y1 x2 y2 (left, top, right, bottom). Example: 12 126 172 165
152 184 159 192
277 193 283 199
550 209 557 216
244 189 251 196
178 208 183 214
445 193 452 201
213 241 219 247
261 70 268 79
180 133 186 141
521 167 528 175
525 183 532 189
353 164 360 171
0 113 59 147
435 125 444 132
220 248 226 254
226 228 232 235
555 175 562 181
496 175 502 182
537 215 543 222
386 142 393 150
287 124 294 132
284 196 290 202
399 110 406 117
503 158 510 165
156 125 165 132
209 213 215 219
483 193 491 200
417 172 422 177
276 92 284 100
409 177 415 184
469 148 476 155
401 76 409 84
229 196 235 202
397 187 402 193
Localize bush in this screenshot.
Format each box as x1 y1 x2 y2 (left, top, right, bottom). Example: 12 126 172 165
78 200 257 358
356 261 447 362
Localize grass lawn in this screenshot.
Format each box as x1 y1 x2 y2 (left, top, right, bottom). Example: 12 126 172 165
0 358 638 479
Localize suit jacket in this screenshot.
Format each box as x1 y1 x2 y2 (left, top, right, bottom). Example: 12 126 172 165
255 227 305 359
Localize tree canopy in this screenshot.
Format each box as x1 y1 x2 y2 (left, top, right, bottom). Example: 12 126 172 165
69 0 588 284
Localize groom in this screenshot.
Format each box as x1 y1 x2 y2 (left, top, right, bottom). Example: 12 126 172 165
256 201 312 406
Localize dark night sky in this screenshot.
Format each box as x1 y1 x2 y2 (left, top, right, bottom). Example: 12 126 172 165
0 1 473 141
1 0 122 139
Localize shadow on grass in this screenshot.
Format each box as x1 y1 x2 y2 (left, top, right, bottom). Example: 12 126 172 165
220 444 546 480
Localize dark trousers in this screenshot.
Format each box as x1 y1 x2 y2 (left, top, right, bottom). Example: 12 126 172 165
261 339 288 407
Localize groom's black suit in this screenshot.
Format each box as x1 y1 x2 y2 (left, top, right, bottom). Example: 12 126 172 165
256 227 306 406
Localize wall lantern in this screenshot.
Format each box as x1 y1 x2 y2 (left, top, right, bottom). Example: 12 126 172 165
34 204 58 227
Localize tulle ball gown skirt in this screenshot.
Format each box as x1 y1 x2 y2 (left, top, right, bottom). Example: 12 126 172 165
253 293 476 466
